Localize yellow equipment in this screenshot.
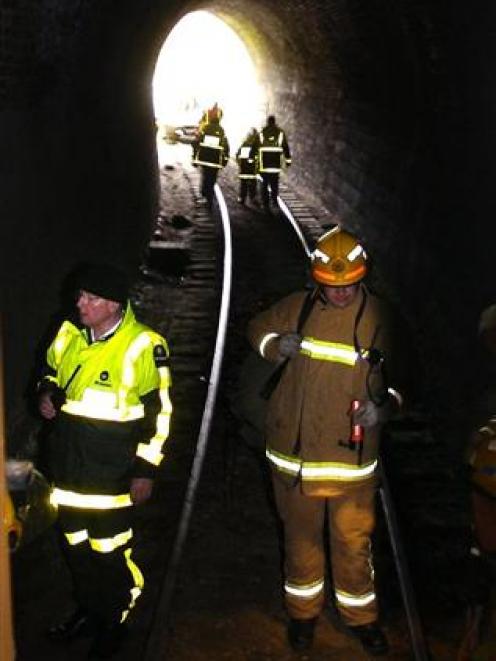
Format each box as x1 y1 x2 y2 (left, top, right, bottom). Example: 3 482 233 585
469 419 496 497
311 226 367 286
5 460 56 550
3 490 21 552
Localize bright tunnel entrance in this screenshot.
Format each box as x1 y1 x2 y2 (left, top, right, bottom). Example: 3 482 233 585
153 10 266 165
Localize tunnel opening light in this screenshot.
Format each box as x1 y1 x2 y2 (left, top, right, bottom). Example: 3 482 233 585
153 11 266 157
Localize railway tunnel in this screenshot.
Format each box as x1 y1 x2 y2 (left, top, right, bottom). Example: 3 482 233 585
2 0 496 659
3 0 495 434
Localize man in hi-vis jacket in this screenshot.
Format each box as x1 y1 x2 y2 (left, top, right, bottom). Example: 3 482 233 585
37 262 172 659
247 227 401 656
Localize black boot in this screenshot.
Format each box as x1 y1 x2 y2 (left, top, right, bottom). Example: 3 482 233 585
287 617 317 652
348 622 389 656
47 608 93 642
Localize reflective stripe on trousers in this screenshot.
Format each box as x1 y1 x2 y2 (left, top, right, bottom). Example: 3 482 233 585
57 505 143 624
272 476 378 625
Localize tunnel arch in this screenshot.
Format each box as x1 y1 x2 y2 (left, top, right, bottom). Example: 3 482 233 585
147 1 426 236
152 11 268 151
2 0 492 452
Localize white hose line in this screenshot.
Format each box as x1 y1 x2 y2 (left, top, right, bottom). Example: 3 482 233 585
277 194 312 258
144 182 232 659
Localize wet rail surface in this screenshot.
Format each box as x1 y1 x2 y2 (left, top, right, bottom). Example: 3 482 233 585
12 148 467 660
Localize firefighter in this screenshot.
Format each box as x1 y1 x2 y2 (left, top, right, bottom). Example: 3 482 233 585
37 262 172 659
258 115 291 213
247 227 401 656
192 108 230 210
236 127 260 205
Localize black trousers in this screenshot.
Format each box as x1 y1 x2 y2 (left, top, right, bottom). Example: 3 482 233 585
239 178 258 202
57 505 142 626
201 167 219 206
261 172 280 207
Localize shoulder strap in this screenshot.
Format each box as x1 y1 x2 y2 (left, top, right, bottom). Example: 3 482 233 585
353 286 368 353
297 287 318 333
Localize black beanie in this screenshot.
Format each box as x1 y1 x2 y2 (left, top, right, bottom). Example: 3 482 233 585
77 263 129 304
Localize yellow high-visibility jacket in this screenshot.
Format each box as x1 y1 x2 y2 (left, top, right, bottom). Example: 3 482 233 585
40 303 172 499
247 286 394 496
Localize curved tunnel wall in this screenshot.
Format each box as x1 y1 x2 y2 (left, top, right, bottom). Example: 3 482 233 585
2 0 494 449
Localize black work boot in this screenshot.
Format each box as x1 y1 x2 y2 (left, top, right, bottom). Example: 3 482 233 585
287 617 317 652
47 608 93 642
348 622 389 656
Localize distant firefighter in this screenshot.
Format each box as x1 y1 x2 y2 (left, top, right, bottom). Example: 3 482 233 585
236 127 260 205
193 108 230 210
258 115 292 213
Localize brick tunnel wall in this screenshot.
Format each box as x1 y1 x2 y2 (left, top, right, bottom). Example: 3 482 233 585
1 0 495 450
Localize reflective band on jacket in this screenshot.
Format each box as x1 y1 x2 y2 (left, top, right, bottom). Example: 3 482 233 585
136 364 172 466
50 487 132 509
387 387 403 407
300 338 368 366
258 144 283 173
52 325 76 364
62 396 144 421
259 332 280 358
266 448 377 482
285 578 325 599
335 588 376 608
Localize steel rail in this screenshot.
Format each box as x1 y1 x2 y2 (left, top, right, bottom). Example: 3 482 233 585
378 460 431 660
143 183 233 660
276 194 313 258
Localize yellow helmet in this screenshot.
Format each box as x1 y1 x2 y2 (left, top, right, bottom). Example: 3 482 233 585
311 226 367 286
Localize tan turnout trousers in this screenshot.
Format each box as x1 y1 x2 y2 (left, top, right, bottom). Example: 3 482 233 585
273 477 378 626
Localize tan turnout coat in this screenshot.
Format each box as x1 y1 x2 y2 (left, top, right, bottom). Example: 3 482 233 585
247 285 391 497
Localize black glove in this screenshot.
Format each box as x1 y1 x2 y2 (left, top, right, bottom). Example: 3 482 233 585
278 333 302 359
353 401 380 428
50 385 67 411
